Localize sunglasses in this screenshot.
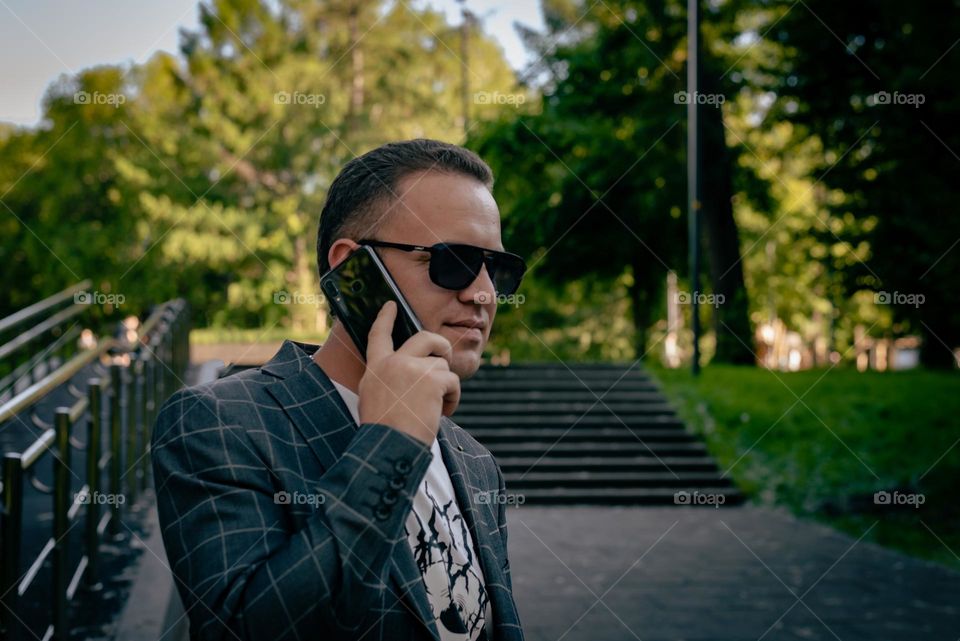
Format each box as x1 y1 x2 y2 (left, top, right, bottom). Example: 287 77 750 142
358 238 527 296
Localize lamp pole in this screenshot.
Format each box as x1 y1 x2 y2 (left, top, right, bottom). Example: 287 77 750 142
687 0 702 376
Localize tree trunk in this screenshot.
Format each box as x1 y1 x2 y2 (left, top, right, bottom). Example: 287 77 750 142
629 255 649 360
919 315 958 369
698 69 755 364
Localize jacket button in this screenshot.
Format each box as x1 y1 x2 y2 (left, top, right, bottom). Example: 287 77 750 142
389 476 405 491
374 505 392 521
394 459 412 474
381 491 398 506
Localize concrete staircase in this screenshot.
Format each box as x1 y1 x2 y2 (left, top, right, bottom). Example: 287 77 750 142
454 362 743 506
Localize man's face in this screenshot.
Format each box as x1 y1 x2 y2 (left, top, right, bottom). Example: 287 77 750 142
331 170 503 379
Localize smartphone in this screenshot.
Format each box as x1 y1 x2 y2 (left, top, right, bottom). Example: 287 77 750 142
320 245 423 359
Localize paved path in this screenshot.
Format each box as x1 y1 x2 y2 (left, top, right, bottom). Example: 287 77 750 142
507 505 960 641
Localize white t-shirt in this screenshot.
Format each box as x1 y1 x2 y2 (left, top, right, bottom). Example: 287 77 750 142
330 379 488 641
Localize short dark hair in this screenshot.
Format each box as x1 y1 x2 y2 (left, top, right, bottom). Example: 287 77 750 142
316 138 494 280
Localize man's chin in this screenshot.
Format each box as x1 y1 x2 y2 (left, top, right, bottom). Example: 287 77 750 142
451 347 482 380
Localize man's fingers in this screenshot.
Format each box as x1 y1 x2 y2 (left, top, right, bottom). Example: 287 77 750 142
397 331 453 364
366 300 397 363
440 372 461 417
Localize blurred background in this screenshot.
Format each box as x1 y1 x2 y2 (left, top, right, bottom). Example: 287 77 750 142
1 1 958 640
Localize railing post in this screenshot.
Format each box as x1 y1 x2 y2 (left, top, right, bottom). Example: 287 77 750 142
52 409 71 641
159 330 171 414
108 365 123 538
139 354 151 493
176 300 190 380
1 453 24 641
134 357 147 494
85 379 103 590
121 363 137 507
149 348 159 439
125 356 138 501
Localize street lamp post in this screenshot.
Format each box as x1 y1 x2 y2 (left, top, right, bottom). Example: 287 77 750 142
687 0 702 376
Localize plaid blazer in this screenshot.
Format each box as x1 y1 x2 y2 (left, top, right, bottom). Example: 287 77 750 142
151 339 524 641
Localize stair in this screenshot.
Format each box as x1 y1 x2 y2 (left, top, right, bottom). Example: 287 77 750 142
454 362 743 506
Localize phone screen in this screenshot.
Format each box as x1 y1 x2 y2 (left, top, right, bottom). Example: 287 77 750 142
320 245 423 359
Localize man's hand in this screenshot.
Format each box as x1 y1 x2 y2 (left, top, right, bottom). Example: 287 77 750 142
358 300 461 445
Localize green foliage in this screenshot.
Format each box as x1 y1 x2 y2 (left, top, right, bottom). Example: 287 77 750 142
2 0 959 368
483 270 639 362
469 0 690 359
0 0 520 330
758 0 960 366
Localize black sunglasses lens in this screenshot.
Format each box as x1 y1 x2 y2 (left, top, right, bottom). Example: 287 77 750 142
490 255 525 295
430 244 526 295
431 244 483 290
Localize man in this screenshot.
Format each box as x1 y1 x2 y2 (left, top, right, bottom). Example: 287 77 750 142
152 139 526 641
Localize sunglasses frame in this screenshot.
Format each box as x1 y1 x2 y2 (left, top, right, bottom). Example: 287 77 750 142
357 238 526 296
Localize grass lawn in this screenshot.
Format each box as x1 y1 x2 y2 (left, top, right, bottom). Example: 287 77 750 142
650 364 960 571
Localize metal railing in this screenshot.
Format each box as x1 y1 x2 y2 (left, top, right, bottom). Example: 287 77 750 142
0 281 94 405
0 299 190 641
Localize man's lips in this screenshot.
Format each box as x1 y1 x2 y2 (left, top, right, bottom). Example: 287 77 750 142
444 320 486 341
446 319 486 330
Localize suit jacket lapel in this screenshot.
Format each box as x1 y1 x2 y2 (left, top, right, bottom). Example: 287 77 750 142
262 341 357 473
261 341 440 641
437 417 505 631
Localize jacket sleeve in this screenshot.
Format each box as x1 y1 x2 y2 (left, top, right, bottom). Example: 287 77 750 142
151 385 433 641
495 461 513 588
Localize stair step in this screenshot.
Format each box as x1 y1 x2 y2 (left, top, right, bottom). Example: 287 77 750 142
474 366 650 378
459 391 669 402
469 428 695 442
507 486 744 506
480 362 641 369
454 364 739 506
504 471 733 488
456 414 684 427
496 456 723 472
461 381 660 392
453 402 677 415
483 441 707 456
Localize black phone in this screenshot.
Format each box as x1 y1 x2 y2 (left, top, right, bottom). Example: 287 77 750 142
319 244 423 359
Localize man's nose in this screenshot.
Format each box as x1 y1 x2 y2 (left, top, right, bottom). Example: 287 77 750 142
459 262 496 304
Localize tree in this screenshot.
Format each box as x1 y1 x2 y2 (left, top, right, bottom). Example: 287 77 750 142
125 0 518 329
471 0 758 361
0 0 520 329
769 0 960 367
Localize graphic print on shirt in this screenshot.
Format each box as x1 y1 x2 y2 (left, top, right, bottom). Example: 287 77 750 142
405 480 487 641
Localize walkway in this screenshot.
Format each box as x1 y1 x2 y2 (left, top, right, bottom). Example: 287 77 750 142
508 504 960 640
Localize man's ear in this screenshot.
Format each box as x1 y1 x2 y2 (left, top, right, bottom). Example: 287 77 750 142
328 238 360 270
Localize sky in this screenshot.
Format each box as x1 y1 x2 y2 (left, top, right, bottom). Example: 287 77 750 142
0 0 545 127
